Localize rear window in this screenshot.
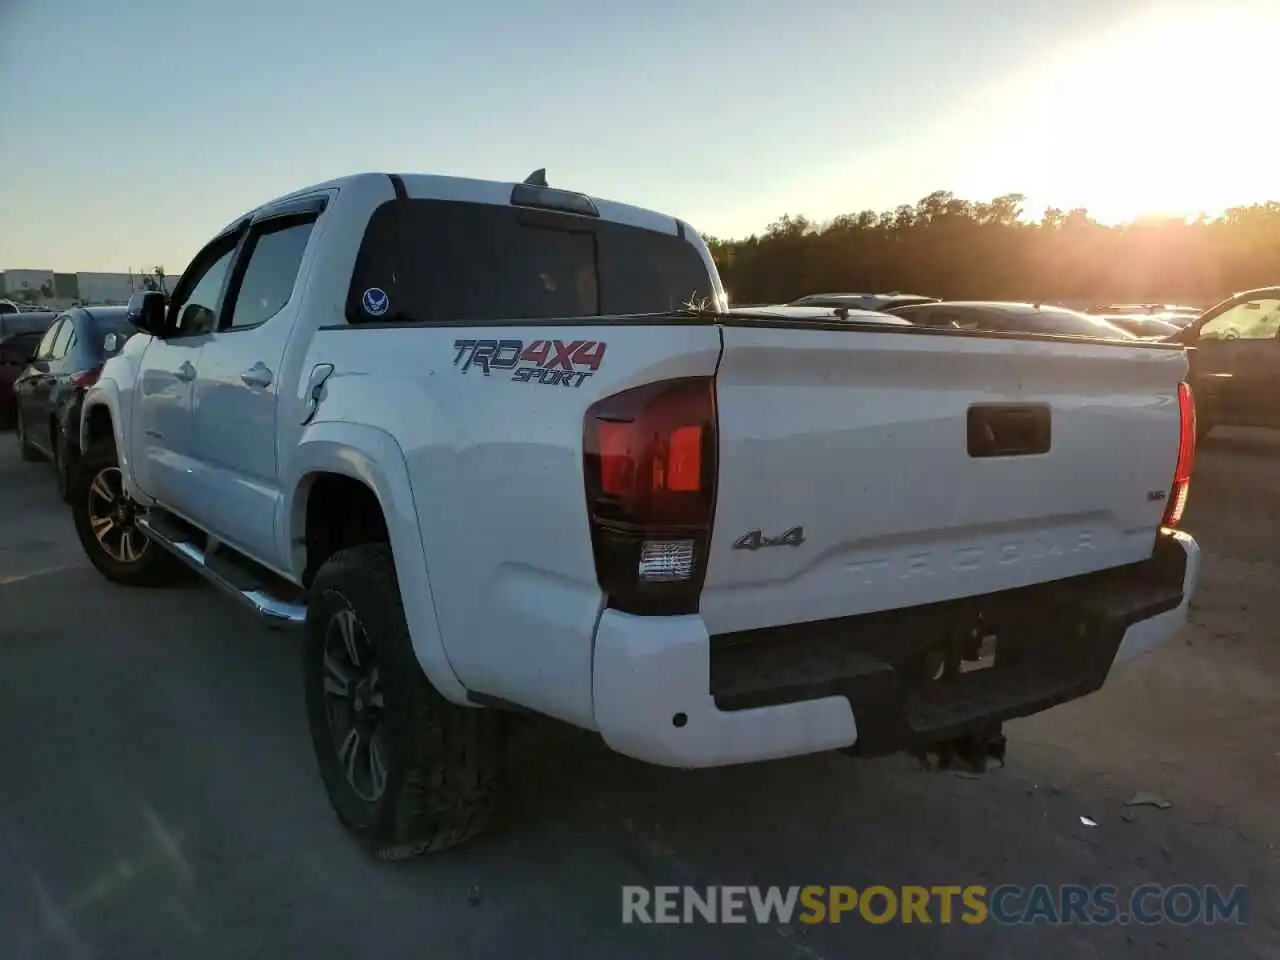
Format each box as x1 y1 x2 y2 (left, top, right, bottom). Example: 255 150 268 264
1022 309 1135 338
0 332 41 365
0 313 56 337
346 199 714 324
89 313 135 335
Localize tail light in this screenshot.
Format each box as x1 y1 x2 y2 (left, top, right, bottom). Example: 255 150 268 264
583 377 717 615
71 367 101 388
1162 381 1196 527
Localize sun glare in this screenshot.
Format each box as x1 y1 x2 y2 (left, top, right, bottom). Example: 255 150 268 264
960 6 1279 223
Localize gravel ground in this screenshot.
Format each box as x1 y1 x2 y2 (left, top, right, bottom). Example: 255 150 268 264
0 427 1276 959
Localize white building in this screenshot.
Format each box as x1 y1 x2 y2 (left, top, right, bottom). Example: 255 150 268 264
0 268 167 309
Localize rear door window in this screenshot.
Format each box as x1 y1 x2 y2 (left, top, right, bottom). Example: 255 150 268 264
50 319 75 360
346 199 714 323
225 218 316 329
35 318 64 359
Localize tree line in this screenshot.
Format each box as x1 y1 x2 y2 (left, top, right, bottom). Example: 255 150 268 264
704 192 1280 307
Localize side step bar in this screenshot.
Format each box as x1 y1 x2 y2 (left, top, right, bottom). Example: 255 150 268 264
136 515 306 628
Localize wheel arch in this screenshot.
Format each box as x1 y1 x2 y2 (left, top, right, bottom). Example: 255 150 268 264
287 422 469 705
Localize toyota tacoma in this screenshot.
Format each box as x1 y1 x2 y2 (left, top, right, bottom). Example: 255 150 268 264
74 169 1200 858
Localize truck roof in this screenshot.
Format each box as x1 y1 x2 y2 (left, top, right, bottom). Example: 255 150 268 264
233 171 686 240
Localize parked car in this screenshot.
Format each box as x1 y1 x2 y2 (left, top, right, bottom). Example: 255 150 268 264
0 310 57 428
733 304 912 326
13 306 137 498
74 169 1198 858
1169 286 1280 438
789 292 940 312
1095 314 1184 340
887 301 1138 339
1086 303 1202 327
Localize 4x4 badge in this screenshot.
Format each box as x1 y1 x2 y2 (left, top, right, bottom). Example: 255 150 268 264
732 526 805 551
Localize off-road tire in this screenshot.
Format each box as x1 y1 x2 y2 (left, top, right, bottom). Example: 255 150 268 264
16 416 39 462
70 440 180 587
305 544 503 859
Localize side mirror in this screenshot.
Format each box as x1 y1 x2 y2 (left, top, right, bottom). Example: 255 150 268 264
126 290 167 337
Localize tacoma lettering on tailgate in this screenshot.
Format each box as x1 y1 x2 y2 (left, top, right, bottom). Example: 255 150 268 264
452 338 607 387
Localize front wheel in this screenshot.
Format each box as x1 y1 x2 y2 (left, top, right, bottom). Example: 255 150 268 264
70 440 180 587
304 543 503 859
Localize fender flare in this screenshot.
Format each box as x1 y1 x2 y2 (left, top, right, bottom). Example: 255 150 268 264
286 421 470 705
79 381 149 503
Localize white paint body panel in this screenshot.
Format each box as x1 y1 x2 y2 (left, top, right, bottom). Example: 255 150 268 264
593 532 1199 767
79 169 1200 767
704 325 1190 634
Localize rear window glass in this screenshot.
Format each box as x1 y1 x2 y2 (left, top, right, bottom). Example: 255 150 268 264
89 313 135 335
0 313 56 337
1022 309 1135 338
346 199 714 323
0 332 42 364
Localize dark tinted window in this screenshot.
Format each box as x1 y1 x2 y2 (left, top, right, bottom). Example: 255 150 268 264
50 319 75 359
1 312 57 337
346 199 714 323
88 312 135 336
35 318 64 358
228 219 315 329
87 312 136 359
1015 308 1134 338
0 332 41 365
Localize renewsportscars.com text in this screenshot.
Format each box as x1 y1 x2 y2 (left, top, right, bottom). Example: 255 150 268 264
621 884 1248 926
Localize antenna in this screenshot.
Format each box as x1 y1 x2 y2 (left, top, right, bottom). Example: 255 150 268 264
523 168 548 187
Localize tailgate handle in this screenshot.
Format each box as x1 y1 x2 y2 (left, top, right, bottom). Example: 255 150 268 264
967 404 1051 458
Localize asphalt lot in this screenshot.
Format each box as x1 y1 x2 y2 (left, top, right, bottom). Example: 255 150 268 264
1 429 1277 959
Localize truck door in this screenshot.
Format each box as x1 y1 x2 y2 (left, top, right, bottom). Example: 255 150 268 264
130 234 240 514
1191 295 1280 429
187 199 322 566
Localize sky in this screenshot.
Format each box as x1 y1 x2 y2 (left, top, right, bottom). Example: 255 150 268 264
2 0 1277 273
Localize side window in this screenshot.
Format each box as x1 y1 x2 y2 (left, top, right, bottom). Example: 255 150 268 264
1198 299 1280 341
36 318 64 359
225 218 315 330
168 239 240 338
50 320 75 360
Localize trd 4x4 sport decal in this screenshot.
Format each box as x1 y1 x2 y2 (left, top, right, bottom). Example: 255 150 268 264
452 338 607 387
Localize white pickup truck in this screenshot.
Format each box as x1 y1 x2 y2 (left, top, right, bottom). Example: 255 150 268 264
74 170 1201 859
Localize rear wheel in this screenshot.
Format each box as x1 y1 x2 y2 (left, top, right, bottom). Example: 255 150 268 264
16 415 39 462
70 440 180 587
304 543 503 859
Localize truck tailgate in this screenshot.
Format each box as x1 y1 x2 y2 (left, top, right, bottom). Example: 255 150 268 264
702 324 1189 635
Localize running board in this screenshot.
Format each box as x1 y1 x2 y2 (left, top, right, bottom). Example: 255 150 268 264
136 515 306 628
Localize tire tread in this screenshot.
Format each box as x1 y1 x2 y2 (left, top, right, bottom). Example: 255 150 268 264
308 544 501 859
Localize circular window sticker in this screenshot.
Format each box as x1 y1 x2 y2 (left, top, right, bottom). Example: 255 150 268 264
362 287 390 317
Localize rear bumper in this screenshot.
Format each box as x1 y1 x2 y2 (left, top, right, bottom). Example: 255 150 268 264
592 529 1199 768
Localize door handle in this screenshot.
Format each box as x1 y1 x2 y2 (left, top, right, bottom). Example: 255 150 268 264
175 361 196 382
240 362 273 388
